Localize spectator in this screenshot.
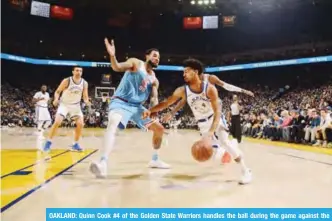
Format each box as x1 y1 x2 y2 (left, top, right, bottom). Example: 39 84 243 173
280 110 293 142
314 109 332 147
304 109 321 144
289 110 305 143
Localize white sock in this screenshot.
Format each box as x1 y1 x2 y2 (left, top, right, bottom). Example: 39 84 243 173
152 149 158 161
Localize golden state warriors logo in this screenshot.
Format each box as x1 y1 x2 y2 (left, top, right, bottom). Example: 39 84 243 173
69 86 82 94
191 97 210 114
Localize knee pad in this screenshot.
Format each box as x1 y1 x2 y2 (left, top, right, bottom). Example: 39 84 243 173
107 112 122 133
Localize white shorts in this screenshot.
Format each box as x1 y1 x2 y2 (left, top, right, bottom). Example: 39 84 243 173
197 114 228 137
56 103 83 119
35 106 51 122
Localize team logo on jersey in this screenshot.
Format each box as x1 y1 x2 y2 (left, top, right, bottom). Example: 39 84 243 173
69 85 82 94
190 96 211 114
139 77 153 92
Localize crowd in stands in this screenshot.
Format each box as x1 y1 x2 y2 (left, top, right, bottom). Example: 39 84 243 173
1 70 332 148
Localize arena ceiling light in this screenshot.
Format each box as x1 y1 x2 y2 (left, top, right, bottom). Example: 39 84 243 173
190 0 215 5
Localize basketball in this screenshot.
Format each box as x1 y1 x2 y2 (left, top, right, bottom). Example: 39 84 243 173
191 139 213 162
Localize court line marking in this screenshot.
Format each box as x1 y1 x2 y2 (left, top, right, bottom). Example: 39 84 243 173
1 150 70 179
278 153 332 166
245 137 332 156
0 149 98 213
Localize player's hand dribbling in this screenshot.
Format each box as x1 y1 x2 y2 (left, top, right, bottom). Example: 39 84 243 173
104 38 116 56
53 99 59 107
142 110 151 119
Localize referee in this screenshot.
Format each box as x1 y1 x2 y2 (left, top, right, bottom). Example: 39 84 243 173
230 94 242 143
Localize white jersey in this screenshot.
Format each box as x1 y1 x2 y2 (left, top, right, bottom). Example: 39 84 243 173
185 81 214 121
60 77 85 105
33 91 50 108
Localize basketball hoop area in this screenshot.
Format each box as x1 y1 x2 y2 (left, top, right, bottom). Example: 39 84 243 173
95 86 115 102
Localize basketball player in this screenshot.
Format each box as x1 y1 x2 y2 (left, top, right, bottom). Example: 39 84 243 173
42 66 91 152
89 38 169 178
161 72 253 161
143 58 252 184
33 85 51 138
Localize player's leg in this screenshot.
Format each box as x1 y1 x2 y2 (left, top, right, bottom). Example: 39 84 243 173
69 116 84 151
90 101 131 178
134 106 170 169
42 105 67 151
36 120 52 150
37 108 52 138
216 127 252 184
68 105 85 151
197 120 228 164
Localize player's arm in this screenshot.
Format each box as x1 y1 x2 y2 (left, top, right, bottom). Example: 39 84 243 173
143 86 185 119
104 38 137 72
110 57 137 72
53 78 69 106
170 98 186 116
150 79 159 107
32 93 43 103
150 86 185 113
208 74 254 97
207 85 221 137
83 81 91 106
161 98 186 123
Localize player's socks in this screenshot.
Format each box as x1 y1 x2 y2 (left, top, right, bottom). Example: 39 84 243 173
152 149 158 161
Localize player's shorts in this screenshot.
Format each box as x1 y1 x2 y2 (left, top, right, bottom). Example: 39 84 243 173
197 113 228 137
56 103 83 119
35 106 51 122
109 98 155 130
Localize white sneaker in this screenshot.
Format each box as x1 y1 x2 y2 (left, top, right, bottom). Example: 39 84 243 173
322 141 327 148
148 159 171 169
89 161 107 178
239 169 252 185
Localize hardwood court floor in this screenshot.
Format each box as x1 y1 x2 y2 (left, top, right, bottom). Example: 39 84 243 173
1 127 332 221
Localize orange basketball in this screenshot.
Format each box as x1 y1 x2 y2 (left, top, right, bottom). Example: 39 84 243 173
191 139 213 162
